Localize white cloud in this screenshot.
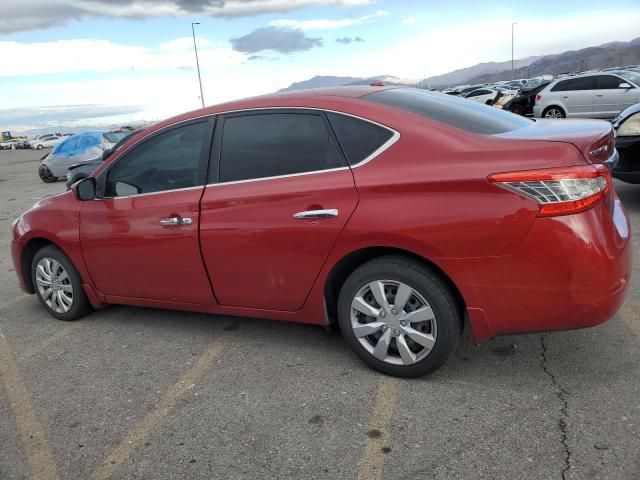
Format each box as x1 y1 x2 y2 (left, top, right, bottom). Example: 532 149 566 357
0 0 375 34
402 16 416 25
270 10 388 30
0 38 246 77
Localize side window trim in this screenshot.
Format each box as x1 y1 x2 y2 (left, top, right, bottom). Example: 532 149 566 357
95 116 216 199
208 109 348 186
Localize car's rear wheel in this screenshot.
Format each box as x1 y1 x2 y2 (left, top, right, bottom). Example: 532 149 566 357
337 256 461 377
36 144 43 150
543 106 566 119
31 245 92 321
38 164 57 183
510 104 524 116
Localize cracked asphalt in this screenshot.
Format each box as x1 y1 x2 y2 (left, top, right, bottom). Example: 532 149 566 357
1 149 639 480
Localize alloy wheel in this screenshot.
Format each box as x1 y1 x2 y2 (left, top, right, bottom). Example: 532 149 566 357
544 108 563 119
350 280 437 366
35 258 74 313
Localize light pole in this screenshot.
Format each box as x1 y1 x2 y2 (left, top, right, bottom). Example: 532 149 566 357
191 22 205 108
511 22 516 80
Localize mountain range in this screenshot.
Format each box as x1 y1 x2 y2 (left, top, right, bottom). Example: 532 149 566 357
281 37 640 91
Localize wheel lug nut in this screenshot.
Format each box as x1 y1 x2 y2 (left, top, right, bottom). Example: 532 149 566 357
394 329 401 337
379 311 386 318
391 308 397 315
400 320 407 326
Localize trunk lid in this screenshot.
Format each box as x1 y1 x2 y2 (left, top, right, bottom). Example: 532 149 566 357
495 119 615 165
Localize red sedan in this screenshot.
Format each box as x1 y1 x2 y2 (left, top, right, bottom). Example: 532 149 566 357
11 86 631 377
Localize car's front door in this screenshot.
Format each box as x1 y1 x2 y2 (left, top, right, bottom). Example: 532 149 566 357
199 110 359 311
594 75 638 118
80 118 215 304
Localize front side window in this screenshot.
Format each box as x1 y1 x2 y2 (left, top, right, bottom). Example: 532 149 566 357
219 113 342 183
596 75 627 89
105 122 207 197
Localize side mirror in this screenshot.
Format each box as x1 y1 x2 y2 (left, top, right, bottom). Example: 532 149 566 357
73 177 96 201
619 82 633 89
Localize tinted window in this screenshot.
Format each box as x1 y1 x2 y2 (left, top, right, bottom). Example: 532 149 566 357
105 122 207 197
551 80 569 92
566 77 595 91
596 75 625 89
327 113 393 165
219 113 342 183
364 88 531 135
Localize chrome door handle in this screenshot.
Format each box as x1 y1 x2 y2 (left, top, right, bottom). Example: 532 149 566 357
160 217 193 226
293 209 339 219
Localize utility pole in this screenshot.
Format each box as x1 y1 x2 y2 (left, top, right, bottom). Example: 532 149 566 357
511 22 516 80
191 22 205 108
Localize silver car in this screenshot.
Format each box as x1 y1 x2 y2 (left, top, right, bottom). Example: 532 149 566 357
38 130 127 183
533 71 640 119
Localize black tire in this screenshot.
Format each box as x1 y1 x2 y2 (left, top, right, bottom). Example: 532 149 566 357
38 164 57 183
36 144 43 150
337 256 461 378
542 106 566 119
31 245 92 321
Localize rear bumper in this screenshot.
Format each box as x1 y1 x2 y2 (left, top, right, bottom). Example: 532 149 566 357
451 195 631 342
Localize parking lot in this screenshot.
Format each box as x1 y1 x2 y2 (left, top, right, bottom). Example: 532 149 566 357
0 148 639 480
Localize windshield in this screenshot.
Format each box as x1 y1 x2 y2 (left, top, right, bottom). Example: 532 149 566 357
364 88 532 135
615 71 640 86
104 131 129 144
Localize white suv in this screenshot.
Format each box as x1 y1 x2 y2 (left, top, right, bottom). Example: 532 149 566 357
533 72 640 119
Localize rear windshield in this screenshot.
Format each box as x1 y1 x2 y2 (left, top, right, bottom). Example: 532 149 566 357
363 88 532 135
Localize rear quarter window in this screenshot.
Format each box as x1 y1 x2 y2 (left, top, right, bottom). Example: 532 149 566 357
364 88 531 135
327 113 394 165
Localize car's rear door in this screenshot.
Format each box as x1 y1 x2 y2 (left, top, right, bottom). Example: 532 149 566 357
561 77 595 117
199 109 359 311
80 118 216 304
594 75 638 117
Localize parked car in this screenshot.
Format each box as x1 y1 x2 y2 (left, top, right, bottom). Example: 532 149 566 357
11 87 630 377
502 82 551 116
65 129 142 189
611 102 640 183
464 88 501 105
38 130 128 183
0 139 18 150
533 72 640 119
30 134 62 150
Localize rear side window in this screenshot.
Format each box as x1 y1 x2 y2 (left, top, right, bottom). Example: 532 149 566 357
327 113 393 165
364 88 531 135
219 113 342 183
555 77 595 91
551 80 569 92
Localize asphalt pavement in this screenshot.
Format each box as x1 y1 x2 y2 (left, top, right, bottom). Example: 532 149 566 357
0 148 639 480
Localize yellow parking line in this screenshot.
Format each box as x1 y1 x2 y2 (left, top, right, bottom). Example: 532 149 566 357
357 375 398 480
0 335 60 480
19 323 78 362
89 337 227 480
619 302 640 338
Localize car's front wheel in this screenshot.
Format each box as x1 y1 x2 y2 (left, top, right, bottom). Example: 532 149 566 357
543 106 566 119
337 256 461 377
38 164 57 183
32 245 92 321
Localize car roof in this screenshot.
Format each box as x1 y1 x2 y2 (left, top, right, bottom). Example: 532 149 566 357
148 85 399 130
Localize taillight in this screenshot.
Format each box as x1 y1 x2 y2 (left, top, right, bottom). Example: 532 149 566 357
488 164 611 217
535 94 541 102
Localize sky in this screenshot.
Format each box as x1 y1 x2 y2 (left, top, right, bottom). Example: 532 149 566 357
1 0 639 132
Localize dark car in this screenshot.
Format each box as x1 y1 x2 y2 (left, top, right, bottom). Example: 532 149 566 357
611 103 640 183
502 82 551 116
65 129 141 189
